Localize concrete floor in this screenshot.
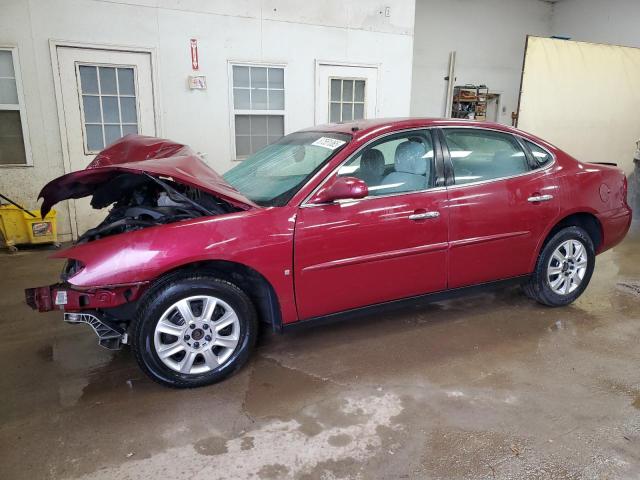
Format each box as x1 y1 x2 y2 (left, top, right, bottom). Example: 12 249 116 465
1 226 639 480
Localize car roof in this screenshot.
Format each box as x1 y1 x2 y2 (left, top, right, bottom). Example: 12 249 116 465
303 117 527 141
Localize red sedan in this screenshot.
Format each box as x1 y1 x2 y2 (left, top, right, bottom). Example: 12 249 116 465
26 119 632 388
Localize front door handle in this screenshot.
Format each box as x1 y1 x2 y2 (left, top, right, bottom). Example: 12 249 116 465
409 211 440 221
527 194 554 203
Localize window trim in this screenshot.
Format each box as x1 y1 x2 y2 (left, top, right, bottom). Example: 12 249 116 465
328 76 367 123
520 137 554 169
438 126 556 189
75 62 141 154
227 60 287 161
301 127 446 207
0 45 32 167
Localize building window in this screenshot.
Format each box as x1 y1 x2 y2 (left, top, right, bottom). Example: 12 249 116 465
329 78 365 123
0 48 30 166
231 64 285 157
77 64 139 153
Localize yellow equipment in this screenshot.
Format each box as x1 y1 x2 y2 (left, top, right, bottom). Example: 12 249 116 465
0 204 59 252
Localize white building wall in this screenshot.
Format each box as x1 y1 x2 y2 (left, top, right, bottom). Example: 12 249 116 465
551 0 640 214
0 0 415 241
552 0 640 49
410 0 552 123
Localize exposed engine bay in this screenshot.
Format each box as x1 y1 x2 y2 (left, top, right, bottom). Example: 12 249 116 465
78 172 237 243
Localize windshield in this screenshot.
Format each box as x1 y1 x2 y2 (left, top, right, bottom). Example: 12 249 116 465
223 131 351 206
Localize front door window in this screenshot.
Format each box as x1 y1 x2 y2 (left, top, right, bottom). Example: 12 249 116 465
337 130 435 195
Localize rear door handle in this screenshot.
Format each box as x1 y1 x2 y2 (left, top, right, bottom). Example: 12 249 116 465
409 211 440 220
527 194 554 203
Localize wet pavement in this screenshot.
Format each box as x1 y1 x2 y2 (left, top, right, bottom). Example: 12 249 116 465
1 225 639 479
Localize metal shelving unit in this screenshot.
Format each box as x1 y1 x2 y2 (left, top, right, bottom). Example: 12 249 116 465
451 84 488 121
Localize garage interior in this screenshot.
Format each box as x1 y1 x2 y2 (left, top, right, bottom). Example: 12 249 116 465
1 0 640 479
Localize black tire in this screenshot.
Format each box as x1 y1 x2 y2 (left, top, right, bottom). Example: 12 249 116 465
523 226 595 307
132 273 258 388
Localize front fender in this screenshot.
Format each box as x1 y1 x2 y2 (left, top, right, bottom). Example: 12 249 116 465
55 207 299 323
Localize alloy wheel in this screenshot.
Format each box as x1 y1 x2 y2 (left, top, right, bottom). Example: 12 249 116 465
547 239 588 295
153 295 240 374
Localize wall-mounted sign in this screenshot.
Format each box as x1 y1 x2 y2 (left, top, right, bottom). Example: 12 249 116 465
190 38 199 70
188 75 207 90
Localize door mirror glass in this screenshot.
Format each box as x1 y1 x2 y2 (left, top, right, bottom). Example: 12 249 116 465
311 176 368 204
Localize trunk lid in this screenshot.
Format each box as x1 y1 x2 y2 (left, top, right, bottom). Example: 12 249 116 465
39 135 257 217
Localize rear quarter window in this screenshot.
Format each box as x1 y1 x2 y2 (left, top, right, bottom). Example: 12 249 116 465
524 140 553 168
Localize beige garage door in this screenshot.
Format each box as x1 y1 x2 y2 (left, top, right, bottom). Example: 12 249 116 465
517 36 640 174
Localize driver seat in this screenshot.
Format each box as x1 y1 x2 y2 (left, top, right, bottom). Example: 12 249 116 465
358 148 385 186
381 141 428 193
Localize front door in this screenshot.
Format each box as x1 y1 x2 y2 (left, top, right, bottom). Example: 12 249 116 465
294 129 448 319
55 46 156 237
441 127 560 288
315 62 378 125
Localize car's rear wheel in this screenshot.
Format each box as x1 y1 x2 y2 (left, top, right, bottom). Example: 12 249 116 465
523 226 595 307
132 274 257 388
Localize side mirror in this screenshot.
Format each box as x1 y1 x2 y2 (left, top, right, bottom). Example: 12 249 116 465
311 176 369 204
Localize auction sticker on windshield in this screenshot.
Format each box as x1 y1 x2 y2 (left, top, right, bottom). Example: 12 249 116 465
311 137 346 150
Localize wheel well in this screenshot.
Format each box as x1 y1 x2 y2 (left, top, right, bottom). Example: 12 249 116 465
545 213 603 251
151 261 282 331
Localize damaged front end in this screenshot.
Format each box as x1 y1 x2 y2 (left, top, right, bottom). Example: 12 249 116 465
25 281 147 349
25 135 258 349
75 171 233 243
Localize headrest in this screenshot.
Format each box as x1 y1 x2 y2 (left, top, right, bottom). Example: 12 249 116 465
395 141 427 174
361 149 385 173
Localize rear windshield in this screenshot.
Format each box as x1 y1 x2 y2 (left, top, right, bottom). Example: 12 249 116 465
223 131 351 206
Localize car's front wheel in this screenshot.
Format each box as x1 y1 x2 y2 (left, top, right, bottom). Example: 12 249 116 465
132 274 258 388
524 226 595 307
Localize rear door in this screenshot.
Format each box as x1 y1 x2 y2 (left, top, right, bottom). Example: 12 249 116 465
441 127 559 288
294 129 448 319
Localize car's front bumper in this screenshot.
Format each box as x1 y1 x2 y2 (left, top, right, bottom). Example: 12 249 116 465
25 283 147 350
25 282 147 312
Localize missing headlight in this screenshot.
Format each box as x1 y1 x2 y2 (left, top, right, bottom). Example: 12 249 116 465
61 259 85 281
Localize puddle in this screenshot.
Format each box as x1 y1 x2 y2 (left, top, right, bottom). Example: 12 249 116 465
243 356 330 419
193 436 228 456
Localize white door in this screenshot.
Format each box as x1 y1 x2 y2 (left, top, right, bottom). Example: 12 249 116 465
315 63 378 125
55 47 156 237
486 94 501 122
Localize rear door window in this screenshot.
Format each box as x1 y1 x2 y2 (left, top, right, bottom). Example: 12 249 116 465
442 129 530 185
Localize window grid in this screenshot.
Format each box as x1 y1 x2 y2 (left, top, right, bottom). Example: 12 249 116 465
78 64 139 153
0 48 29 166
234 115 284 157
231 64 285 158
232 66 284 111
0 58 18 109
329 78 366 123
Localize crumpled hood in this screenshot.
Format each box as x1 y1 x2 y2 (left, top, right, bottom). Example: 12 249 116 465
39 135 257 217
